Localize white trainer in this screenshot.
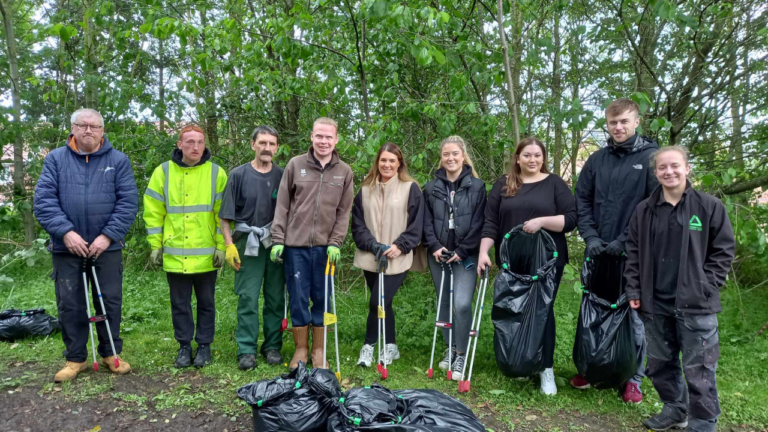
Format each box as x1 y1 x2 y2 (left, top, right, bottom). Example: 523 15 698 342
540 368 557 396
384 344 400 365
357 344 374 367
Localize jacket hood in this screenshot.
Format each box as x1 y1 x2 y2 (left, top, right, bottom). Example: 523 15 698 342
172 147 211 167
607 134 659 155
435 164 472 184
66 134 112 158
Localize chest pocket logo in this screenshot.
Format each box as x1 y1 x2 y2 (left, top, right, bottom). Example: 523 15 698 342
633 164 643 170
689 215 703 231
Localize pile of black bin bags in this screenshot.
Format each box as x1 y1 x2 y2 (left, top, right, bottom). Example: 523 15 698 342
237 362 485 432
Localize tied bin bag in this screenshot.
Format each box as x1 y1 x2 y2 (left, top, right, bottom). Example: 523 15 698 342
572 255 637 389
491 226 558 378
0 308 60 342
237 362 341 432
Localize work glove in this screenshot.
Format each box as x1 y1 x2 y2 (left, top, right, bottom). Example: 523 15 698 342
605 239 626 256
440 249 454 263
327 245 341 264
226 244 241 271
371 242 387 261
213 250 226 268
585 237 607 258
150 249 163 267
375 244 390 273
270 244 284 263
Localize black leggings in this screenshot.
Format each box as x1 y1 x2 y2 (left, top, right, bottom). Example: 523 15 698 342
363 270 408 345
542 265 564 368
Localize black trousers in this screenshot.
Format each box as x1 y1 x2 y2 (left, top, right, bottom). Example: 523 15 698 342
363 270 408 345
167 271 217 345
52 251 123 362
641 312 720 431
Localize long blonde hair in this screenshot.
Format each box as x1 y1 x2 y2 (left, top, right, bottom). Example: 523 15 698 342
437 135 479 178
361 142 415 187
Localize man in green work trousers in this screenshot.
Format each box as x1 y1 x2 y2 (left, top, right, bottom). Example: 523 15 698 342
219 125 286 370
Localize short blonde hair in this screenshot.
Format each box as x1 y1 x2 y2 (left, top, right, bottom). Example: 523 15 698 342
313 117 338 134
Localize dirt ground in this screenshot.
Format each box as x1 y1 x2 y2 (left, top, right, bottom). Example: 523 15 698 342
1 361 763 432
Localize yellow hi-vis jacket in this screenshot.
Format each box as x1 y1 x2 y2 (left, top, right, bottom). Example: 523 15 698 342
143 158 227 274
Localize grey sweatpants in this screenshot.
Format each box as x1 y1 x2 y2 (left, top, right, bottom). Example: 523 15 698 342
428 255 478 354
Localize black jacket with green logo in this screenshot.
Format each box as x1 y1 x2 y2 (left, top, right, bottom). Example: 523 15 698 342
625 183 736 314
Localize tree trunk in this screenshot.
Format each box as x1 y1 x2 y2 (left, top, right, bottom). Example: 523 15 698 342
0 0 35 243
496 0 520 144
198 8 218 146
552 7 563 176
83 2 98 108
158 38 165 133
343 0 371 123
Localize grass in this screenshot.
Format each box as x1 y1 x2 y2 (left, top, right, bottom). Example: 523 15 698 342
1 253 768 430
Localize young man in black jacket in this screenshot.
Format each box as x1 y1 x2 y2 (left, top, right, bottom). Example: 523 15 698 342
573 98 659 403
626 146 735 432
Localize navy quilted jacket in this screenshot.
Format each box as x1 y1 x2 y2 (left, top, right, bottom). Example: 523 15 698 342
34 135 139 253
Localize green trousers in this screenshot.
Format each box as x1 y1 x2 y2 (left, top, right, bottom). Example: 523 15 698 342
234 237 286 357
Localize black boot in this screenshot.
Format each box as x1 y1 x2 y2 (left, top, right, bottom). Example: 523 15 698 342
239 354 257 370
644 414 688 431
193 344 211 368
174 344 192 368
263 349 283 365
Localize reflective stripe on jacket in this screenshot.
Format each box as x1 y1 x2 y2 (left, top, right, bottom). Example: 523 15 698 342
143 159 227 274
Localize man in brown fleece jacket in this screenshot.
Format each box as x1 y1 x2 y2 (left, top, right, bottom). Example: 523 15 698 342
270 117 355 370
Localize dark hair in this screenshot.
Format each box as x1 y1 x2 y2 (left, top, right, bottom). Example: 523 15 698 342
606 98 640 117
251 125 279 142
361 142 415 187
502 137 550 197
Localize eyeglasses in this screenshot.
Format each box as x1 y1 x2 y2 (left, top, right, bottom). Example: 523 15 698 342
73 123 104 132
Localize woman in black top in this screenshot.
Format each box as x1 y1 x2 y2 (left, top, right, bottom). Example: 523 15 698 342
478 136 577 396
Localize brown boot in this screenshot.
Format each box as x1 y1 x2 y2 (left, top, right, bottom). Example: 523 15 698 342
101 355 131 374
54 361 89 383
311 325 326 369
289 326 309 371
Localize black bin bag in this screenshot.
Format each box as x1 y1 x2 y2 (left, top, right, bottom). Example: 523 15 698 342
491 226 558 378
0 309 60 342
238 362 340 432
328 387 485 432
572 256 637 389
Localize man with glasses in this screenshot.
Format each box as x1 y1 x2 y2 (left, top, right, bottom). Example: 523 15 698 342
34 108 138 382
143 124 228 369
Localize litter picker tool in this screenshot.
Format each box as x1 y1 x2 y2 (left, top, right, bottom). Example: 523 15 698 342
280 287 288 332
459 266 490 392
82 257 119 370
427 250 455 379
323 257 342 381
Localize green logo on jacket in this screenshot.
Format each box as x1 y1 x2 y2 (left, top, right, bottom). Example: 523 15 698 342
689 215 703 231
272 189 278 199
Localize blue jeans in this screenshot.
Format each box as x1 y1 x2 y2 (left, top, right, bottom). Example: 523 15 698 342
284 246 328 327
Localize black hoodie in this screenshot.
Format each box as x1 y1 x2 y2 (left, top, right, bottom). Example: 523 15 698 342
172 147 211 168
422 165 487 260
575 135 660 244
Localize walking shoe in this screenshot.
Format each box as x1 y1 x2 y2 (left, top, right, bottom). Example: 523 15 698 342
54 361 89 383
357 344 374 367
384 344 401 365
540 368 557 395
569 374 591 389
101 355 131 374
438 346 457 370
239 354 256 370
193 344 212 368
622 382 643 404
451 354 466 381
643 414 688 431
174 344 193 368
263 350 282 365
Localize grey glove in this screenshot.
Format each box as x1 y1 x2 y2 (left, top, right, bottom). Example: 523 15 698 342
585 238 607 258
375 244 390 273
